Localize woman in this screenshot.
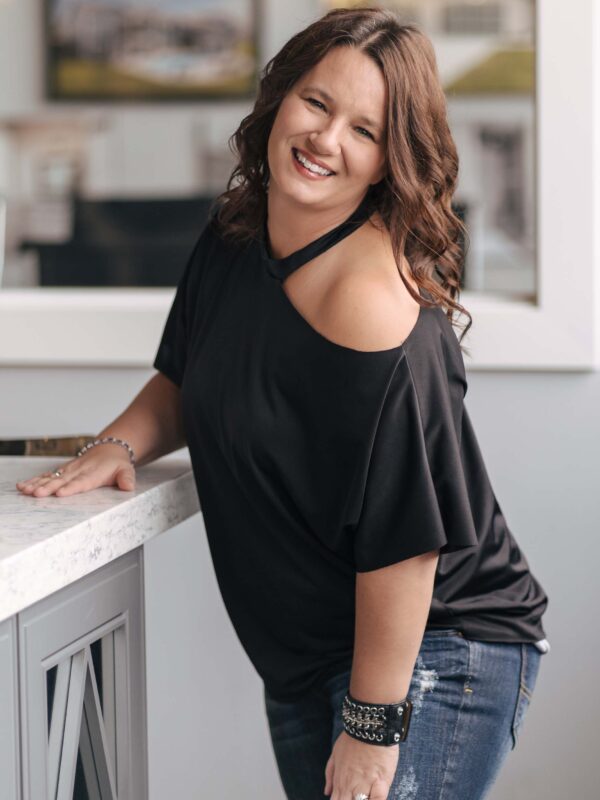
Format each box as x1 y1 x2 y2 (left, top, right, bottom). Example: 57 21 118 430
16 8 550 800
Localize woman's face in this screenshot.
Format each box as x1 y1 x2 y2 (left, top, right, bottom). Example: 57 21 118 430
266 47 387 211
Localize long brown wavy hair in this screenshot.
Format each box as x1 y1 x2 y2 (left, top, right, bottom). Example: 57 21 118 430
211 6 472 347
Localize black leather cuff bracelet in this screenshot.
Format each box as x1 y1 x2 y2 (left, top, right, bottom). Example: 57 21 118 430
341 692 413 746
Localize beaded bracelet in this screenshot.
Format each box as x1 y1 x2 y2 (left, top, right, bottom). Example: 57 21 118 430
341 692 413 746
76 436 136 466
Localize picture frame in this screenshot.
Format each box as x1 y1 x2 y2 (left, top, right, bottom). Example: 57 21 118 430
44 0 259 101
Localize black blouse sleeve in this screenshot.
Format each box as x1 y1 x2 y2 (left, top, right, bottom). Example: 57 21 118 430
352 352 480 573
152 221 213 387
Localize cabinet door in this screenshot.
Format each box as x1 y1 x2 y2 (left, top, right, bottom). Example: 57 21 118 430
0 616 20 800
18 548 147 800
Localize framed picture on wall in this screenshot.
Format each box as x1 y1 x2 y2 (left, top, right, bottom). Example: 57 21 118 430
44 0 259 101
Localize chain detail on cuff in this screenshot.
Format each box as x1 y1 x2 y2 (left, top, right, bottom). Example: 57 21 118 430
342 692 413 746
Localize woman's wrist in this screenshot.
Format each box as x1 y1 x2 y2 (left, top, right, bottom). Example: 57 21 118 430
76 436 136 465
341 691 413 746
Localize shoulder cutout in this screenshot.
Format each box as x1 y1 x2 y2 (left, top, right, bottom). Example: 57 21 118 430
316 271 421 353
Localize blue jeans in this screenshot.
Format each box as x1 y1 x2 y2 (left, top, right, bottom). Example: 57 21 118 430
264 630 543 799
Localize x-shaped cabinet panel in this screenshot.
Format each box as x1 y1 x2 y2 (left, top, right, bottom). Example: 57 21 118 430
18 549 147 799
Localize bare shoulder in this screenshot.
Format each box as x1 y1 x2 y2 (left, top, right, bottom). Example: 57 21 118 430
318 273 419 352
315 220 421 352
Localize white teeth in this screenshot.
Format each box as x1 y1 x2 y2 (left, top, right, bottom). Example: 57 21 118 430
294 149 333 176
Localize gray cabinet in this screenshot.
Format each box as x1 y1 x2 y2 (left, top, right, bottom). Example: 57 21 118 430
0 616 20 800
1 548 147 800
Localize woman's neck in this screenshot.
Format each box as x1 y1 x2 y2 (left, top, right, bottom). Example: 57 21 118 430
265 189 367 260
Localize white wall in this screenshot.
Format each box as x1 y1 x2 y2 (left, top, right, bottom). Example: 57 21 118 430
2 365 595 799
0 0 42 119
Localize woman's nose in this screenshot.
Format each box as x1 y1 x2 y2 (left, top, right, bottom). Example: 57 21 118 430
310 121 344 153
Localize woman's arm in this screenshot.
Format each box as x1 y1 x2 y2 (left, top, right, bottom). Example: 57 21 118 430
349 549 440 703
95 372 187 468
323 550 440 798
16 372 187 497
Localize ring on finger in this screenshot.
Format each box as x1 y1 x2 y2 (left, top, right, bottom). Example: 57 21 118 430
354 794 370 800
50 469 64 478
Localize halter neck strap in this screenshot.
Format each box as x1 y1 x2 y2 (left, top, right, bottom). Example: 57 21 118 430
260 192 374 281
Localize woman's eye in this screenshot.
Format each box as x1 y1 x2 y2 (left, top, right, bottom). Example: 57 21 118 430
305 97 375 141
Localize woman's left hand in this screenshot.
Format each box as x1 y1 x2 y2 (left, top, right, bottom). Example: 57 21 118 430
324 730 399 799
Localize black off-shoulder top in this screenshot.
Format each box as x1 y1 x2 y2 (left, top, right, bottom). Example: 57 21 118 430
153 192 549 701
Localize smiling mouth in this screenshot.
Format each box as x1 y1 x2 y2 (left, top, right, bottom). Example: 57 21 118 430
292 147 336 176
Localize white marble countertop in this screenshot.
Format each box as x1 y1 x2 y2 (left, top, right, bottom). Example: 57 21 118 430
0 453 200 622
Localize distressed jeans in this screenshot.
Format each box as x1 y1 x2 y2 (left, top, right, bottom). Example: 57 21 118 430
264 629 545 800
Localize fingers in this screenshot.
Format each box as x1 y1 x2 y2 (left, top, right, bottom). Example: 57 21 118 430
16 461 136 498
364 780 391 800
54 475 94 497
16 469 72 497
331 785 387 800
17 471 91 498
344 781 390 800
16 458 83 496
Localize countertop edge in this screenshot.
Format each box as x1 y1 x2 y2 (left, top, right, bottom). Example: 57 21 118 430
0 469 201 622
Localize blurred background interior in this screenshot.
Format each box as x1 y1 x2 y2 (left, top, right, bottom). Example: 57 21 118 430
0 0 536 297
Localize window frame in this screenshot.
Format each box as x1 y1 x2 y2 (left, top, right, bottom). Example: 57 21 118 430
0 1 598 371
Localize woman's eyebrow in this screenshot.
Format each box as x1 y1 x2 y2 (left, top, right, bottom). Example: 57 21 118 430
302 85 383 132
